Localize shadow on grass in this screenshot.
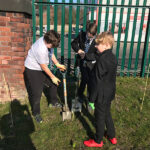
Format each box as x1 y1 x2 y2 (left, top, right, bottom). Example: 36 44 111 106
0 99 36 150
75 104 96 140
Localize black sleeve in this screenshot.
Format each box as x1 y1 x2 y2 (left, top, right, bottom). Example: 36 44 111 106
96 59 108 79
96 54 117 79
71 32 81 53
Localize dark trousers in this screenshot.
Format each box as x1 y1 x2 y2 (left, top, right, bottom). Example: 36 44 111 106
78 64 91 98
95 102 115 143
24 67 58 116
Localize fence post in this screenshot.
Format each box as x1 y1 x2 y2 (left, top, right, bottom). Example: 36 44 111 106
97 0 103 34
67 0 73 75
141 8 150 77
104 0 110 31
83 0 87 32
91 0 95 22
39 0 43 37
32 0 36 43
111 0 117 35
47 0 50 31
134 0 147 77
54 0 58 58
61 0 65 64
116 0 124 61
127 0 140 77
120 0 132 77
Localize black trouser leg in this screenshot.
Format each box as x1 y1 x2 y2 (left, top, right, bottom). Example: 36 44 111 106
105 104 115 139
95 102 115 143
24 68 45 116
43 74 58 105
78 66 89 97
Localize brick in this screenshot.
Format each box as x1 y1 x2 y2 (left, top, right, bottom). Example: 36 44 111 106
7 22 17 27
11 65 24 70
13 32 24 37
0 32 12 36
13 74 24 78
0 16 10 22
12 47 24 52
0 47 11 51
11 52 25 57
1 42 11 46
0 51 12 56
6 13 13 17
12 56 24 61
10 17 24 23
0 27 11 32
0 36 11 42
0 21 6 26
14 13 24 18
11 27 24 32
0 65 11 69
2 60 9 65
0 56 11 60
11 42 25 48
11 37 24 43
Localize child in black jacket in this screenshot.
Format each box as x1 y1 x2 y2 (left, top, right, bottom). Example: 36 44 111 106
71 21 97 103
84 31 117 148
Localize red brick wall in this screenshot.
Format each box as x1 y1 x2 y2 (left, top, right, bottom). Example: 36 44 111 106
0 12 32 103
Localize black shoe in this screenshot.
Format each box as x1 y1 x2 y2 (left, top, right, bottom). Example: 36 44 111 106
34 114 43 123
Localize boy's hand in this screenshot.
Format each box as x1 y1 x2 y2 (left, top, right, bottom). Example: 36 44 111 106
55 63 66 71
78 49 85 59
89 102 95 110
51 76 61 85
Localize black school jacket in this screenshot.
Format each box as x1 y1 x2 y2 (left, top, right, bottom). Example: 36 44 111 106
71 31 97 70
89 49 117 104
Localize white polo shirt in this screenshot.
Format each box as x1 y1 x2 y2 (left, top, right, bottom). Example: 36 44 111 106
25 37 53 71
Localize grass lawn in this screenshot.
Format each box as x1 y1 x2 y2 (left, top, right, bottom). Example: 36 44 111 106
0 77 150 150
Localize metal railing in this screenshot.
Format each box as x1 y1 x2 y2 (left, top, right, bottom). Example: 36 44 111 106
32 0 150 77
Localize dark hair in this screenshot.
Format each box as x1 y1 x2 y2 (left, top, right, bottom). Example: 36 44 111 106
86 20 97 36
44 30 60 48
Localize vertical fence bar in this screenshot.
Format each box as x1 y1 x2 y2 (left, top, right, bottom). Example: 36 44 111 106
116 0 125 61
75 0 80 37
97 0 102 34
54 0 58 58
134 0 147 77
32 0 36 43
83 0 87 32
47 0 50 31
141 8 150 77
111 0 117 34
39 0 43 37
68 0 73 74
104 0 110 31
120 0 132 76
74 0 80 70
127 0 140 76
61 0 65 64
91 0 95 22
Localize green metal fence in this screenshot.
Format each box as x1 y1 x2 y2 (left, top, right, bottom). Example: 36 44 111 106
32 0 150 77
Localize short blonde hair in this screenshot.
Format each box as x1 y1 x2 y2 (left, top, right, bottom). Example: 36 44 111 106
95 31 114 48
